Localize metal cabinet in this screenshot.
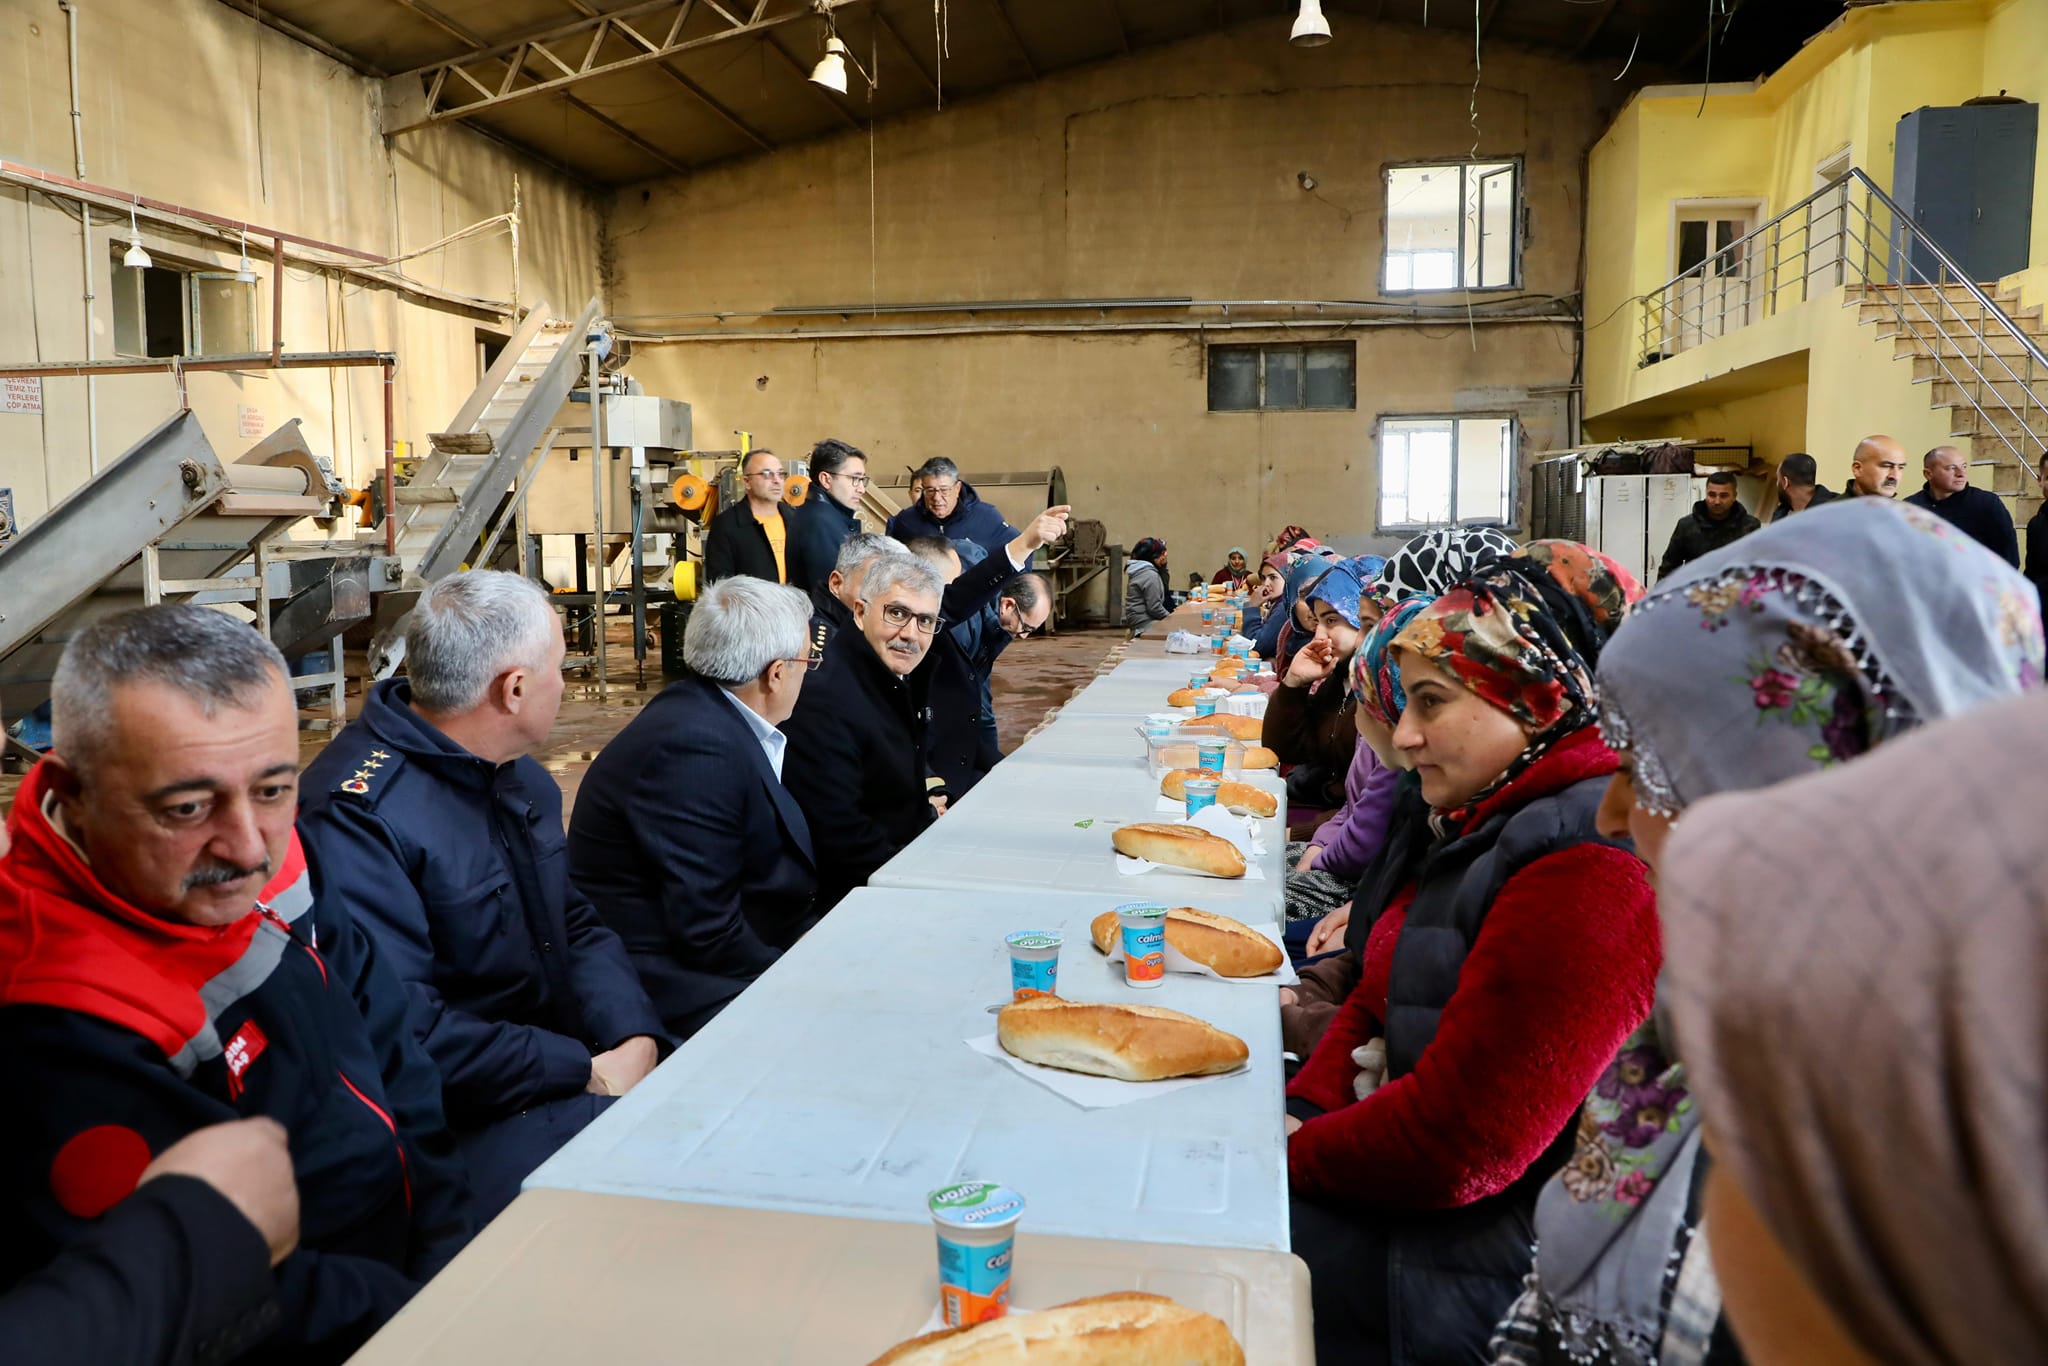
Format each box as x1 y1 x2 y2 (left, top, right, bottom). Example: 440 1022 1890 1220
1894 102 2038 282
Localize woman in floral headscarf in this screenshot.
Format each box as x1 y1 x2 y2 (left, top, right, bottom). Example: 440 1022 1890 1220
1491 498 2046 1366
1286 548 1657 1366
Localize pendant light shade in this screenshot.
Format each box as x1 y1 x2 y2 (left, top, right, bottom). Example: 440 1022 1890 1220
1290 0 1332 47
808 36 850 94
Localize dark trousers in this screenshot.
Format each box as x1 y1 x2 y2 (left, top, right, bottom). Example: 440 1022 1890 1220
455 1092 613 1226
1292 1195 1394 1366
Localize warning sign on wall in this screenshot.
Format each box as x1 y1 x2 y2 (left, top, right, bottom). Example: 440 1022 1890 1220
237 404 266 439
1 378 42 414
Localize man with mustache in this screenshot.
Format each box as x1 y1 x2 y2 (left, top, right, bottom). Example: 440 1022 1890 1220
780 553 950 913
0 605 473 1361
1844 433 1907 499
297 572 665 1223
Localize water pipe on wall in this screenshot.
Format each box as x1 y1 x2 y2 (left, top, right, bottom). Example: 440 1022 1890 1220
58 0 99 475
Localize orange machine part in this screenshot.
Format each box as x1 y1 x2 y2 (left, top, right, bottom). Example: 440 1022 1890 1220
670 472 711 512
783 476 810 507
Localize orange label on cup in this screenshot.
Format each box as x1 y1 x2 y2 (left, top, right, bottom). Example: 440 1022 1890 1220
941 1278 1012 1326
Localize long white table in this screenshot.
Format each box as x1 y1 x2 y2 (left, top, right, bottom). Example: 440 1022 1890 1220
1057 656 1241 718
523 890 1290 1252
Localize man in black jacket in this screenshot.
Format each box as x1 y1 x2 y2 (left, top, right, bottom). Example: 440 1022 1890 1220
810 531 908 655
1905 444 2019 566
780 553 948 912
2026 463 2048 604
0 1118 296 1366
299 571 666 1223
1655 470 1760 580
568 578 820 1042
785 438 867 597
702 448 791 583
1770 451 1838 521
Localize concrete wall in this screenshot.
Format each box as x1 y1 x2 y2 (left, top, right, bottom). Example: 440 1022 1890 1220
608 19 1620 575
0 0 603 528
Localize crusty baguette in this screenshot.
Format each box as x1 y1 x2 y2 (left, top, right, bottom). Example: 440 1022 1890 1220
996 998 1250 1082
1176 714 1263 742
1110 823 1246 878
866 1293 1245 1365
1154 745 1277 770
1089 907 1285 978
1165 687 1214 708
1158 769 1279 819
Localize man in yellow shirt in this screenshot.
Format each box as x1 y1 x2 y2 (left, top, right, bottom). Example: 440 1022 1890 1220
703 449 793 583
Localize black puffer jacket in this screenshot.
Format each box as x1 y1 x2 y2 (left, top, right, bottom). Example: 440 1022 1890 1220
1656 499 1760 579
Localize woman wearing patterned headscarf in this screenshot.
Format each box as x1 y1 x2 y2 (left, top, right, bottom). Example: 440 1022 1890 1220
1286 550 1657 1366
1366 524 1520 613
1491 498 2045 1366
1252 542 1341 665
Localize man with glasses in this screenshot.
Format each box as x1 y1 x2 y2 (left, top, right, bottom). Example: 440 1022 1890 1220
1843 433 1906 500
885 456 1021 563
787 438 869 598
569 578 820 1042
780 554 952 912
703 448 791 583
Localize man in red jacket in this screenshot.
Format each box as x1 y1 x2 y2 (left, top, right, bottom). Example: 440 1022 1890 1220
0 605 472 1363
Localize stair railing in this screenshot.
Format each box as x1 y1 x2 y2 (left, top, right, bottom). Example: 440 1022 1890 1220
1639 169 2046 490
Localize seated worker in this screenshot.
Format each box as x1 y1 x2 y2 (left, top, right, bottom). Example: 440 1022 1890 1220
1286 556 1658 1365
811 531 909 653
1211 546 1251 589
299 572 666 1224
1124 537 1172 634
781 553 948 912
1267 554 1383 812
568 578 819 1043
0 605 472 1361
2 1118 297 1366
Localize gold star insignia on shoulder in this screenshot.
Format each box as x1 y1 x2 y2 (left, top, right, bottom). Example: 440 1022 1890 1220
370 750 390 760
351 768 373 781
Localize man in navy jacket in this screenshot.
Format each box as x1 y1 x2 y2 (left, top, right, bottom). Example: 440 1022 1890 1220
299 572 665 1223
568 578 819 1041
1905 444 2019 566
0 605 472 1363
884 456 1020 563
785 438 868 598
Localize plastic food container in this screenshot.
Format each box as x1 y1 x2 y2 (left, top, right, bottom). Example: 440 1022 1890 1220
1116 902 1169 987
1005 931 1062 1000
1145 730 1241 779
929 1181 1026 1326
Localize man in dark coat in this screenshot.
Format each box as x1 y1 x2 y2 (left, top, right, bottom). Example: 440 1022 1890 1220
1841 433 1906 499
0 605 472 1362
1905 444 2019 566
2026 464 2048 604
884 456 1020 563
568 578 819 1042
1655 470 1761 579
780 553 949 912
809 531 908 657
960 568 1052 758
785 438 867 598
1770 451 1838 521
702 448 792 583
299 572 665 1223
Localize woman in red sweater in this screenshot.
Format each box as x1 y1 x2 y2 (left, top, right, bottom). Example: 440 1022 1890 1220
1285 553 1659 1366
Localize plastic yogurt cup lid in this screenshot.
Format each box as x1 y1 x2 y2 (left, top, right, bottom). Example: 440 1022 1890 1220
929 1181 1026 1229
1005 931 1062 950
1114 901 1169 919
1184 777 1220 790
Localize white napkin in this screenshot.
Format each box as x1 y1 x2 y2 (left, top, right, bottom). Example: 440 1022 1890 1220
965 1034 1249 1109
1094 920 1300 987
1164 631 1205 654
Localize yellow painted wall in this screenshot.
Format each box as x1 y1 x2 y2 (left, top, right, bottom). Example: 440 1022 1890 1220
609 19 1620 573
0 0 602 526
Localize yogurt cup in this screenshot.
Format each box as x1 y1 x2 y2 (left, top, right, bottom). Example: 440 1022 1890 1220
1005 931 1062 1000
1200 607 1214 624
1141 713 1176 739
1188 669 1213 690
929 1181 1026 1327
1182 776 1220 820
1196 739 1229 773
1193 695 1219 717
1116 902 1169 986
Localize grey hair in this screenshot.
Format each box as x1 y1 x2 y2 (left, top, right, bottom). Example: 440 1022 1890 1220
683 577 813 686
1005 571 1050 615
53 604 288 772
915 456 959 483
405 571 557 712
834 532 906 580
859 552 945 606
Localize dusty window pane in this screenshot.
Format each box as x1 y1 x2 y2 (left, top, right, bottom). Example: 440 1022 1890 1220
193 277 255 357
1303 346 1354 409
112 253 144 357
1386 161 1517 292
1381 420 1454 527
1455 418 1513 524
1209 348 1259 410
1263 349 1302 409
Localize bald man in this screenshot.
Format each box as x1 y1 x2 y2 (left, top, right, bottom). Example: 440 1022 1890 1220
1844 435 1907 499
1904 444 2019 566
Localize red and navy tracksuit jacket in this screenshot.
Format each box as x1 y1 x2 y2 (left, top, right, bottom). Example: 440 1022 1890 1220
0 758 474 1364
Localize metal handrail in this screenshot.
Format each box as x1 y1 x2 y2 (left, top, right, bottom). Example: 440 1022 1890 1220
1639 168 2045 489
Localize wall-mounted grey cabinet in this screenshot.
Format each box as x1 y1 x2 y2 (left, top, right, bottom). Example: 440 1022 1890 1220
1893 101 2037 283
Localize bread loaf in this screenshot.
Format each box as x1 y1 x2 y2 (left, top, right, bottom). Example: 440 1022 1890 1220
1159 769 1278 819
1154 745 1277 770
1110 823 1246 878
1177 714 1263 742
1089 907 1285 978
867 1293 1245 1365
996 998 1250 1082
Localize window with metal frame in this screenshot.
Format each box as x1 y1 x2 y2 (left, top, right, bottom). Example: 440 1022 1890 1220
1377 414 1517 531
1383 160 1520 293
111 252 257 359
1207 343 1356 412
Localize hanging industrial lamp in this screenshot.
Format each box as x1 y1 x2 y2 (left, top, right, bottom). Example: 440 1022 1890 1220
235 228 258 284
122 197 153 270
808 35 851 94
1290 0 1331 47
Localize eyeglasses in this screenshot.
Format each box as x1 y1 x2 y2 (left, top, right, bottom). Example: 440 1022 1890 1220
826 472 870 488
879 602 943 635
783 649 824 672
746 468 788 482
